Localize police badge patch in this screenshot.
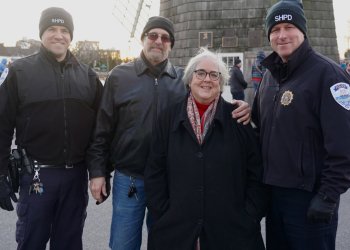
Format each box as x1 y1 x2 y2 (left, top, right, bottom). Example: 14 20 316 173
0 68 9 86
281 90 293 106
330 82 350 110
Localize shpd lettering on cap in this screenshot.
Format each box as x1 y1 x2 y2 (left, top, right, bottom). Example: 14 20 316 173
51 18 65 24
274 14 293 22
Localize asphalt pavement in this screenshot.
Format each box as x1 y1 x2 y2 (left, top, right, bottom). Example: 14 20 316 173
1 184 350 249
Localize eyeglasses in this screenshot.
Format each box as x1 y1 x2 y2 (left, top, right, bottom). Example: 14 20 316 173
194 69 221 81
145 32 172 43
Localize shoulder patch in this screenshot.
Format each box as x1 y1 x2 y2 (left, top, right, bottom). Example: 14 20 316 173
330 82 350 110
0 68 8 86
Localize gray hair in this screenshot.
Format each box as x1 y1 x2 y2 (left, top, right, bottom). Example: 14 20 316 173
183 48 229 92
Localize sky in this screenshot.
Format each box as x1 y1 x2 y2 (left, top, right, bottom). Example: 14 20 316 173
1 0 349 58
1 0 160 57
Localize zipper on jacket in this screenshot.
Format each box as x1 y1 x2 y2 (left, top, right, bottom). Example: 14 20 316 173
152 78 159 129
61 69 71 165
263 84 280 182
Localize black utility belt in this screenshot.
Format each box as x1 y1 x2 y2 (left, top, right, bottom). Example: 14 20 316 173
33 161 84 169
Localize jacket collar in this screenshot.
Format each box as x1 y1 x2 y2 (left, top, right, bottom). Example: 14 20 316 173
134 55 178 79
262 39 313 83
39 45 79 67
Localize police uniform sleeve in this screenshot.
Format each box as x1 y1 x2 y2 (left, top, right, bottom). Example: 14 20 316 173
318 68 350 202
0 67 18 175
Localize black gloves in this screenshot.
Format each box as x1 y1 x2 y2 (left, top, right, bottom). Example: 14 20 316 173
307 193 337 224
0 175 18 211
96 174 111 205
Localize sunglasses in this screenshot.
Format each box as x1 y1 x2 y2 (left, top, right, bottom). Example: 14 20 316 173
145 32 172 43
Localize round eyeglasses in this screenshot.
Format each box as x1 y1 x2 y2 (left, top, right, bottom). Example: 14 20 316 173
194 69 221 81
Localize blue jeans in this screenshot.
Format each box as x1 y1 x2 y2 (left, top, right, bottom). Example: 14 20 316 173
266 186 338 250
109 171 151 250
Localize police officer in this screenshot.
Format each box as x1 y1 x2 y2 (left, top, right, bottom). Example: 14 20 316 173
0 7 103 250
252 0 350 249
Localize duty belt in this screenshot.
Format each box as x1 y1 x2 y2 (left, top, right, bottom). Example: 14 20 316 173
33 161 83 169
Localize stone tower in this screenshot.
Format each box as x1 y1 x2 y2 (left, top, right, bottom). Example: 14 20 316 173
160 0 339 68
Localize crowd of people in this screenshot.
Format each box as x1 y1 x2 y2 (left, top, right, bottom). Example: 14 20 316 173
1 0 350 250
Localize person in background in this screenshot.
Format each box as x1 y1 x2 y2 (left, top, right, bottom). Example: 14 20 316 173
145 48 267 250
0 58 8 75
87 16 251 250
340 61 346 71
0 58 9 84
252 0 350 249
229 57 248 100
251 51 266 92
0 7 103 250
345 62 350 75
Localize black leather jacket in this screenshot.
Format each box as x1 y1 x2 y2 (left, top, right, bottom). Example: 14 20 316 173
0 46 103 175
87 57 186 179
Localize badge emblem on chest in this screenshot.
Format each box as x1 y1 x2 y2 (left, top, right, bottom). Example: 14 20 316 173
281 90 294 106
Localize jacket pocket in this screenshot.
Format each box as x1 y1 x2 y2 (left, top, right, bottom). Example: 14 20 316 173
299 130 317 187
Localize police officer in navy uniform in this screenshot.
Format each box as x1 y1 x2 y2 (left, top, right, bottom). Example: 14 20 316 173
252 0 350 249
0 7 103 250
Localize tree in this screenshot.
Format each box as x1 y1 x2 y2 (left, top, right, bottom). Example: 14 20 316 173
71 41 100 67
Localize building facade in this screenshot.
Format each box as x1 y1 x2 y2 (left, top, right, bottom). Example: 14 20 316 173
160 0 339 68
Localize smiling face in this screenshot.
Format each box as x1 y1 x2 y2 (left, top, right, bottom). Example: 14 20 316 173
142 28 172 66
190 58 221 105
41 25 71 62
269 23 305 62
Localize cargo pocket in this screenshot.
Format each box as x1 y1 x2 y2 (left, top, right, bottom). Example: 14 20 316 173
16 202 28 243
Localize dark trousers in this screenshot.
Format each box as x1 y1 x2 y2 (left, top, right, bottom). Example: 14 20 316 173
16 165 88 250
266 186 338 250
231 91 245 101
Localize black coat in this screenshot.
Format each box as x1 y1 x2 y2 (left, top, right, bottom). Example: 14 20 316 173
86 57 186 178
145 96 268 250
229 66 248 93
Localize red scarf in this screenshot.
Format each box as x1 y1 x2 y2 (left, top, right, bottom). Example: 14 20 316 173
186 93 219 144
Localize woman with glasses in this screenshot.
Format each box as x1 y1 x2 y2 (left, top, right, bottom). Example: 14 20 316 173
145 48 268 250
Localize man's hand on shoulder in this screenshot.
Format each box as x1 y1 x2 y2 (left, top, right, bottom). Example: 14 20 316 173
232 99 251 125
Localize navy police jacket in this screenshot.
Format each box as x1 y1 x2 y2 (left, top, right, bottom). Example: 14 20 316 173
0 46 102 175
252 39 350 202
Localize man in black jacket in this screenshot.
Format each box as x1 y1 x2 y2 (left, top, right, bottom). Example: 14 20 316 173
252 0 350 249
87 16 251 250
0 7 103 250
229 57 248 101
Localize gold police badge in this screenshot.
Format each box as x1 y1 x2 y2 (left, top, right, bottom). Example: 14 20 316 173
281 90 293 106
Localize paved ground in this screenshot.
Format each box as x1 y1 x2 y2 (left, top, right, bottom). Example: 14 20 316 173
2 87 350 249
1 184 350 250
